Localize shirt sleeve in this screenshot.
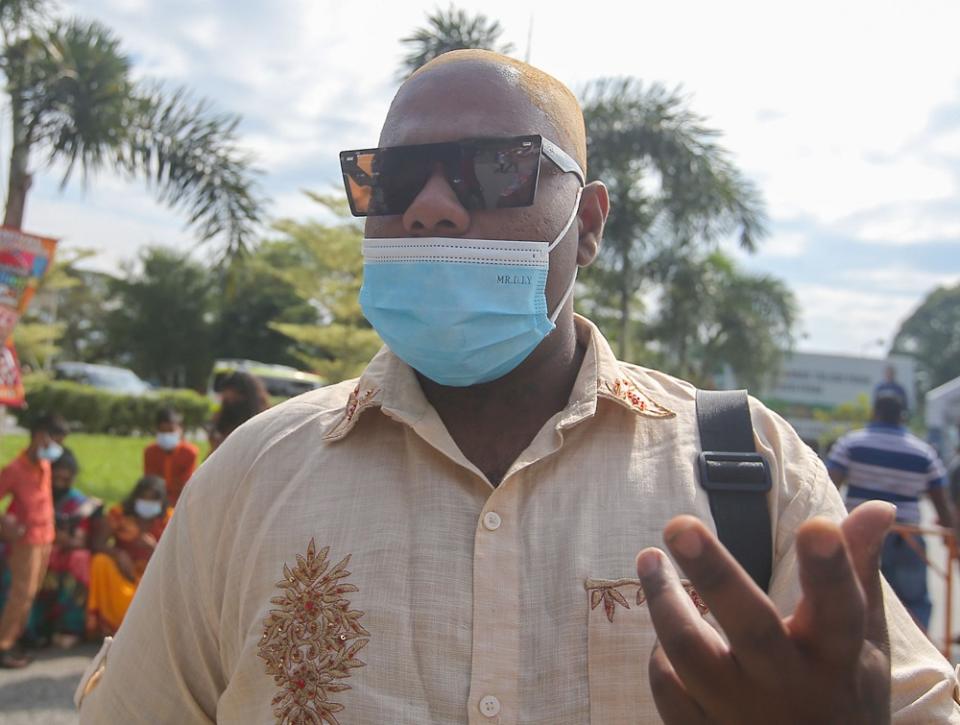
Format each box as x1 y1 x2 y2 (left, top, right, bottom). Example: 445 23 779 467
79 457 229 723
825 434 850 473
926 454 948 490
767 439 960 722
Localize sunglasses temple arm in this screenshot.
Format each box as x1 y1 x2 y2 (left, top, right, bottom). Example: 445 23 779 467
541 137 585 184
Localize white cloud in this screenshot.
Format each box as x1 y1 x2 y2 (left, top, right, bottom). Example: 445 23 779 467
841 201 960 245
793 284 919 354
25 173 197 271
181 15 221 52
758 232 808 258
925 128 960 160
843 268 960 295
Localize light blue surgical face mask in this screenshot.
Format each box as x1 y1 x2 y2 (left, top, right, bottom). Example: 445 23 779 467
360 185 583 387
37 442 64 462
156 431 180 451
134 498 163 519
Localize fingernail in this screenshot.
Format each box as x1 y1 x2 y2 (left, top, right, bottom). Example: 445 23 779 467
636 549 662 577
808 528 841 558
668 526 703 559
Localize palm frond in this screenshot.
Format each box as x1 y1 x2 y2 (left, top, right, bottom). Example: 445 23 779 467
119 85 265 259
399 5 514 77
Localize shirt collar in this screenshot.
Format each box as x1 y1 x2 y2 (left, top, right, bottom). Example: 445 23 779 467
867 422 907 434
322 315 674 443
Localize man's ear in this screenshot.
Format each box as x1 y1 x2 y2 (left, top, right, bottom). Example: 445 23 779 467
577 181 609 267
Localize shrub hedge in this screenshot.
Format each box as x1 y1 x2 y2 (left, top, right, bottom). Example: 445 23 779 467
13 379 214 436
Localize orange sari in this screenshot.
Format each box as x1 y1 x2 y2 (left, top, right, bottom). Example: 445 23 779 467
86 504 173 635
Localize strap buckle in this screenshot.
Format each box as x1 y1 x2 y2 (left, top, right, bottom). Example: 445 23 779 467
698 451 772 493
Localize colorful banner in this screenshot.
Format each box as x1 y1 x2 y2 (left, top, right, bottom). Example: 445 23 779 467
0 226 58 408
0 340 24 408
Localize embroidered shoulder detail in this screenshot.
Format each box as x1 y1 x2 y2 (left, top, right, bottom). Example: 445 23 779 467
258 539 369 725
584 577 708 622
322 385 381 441
599 377 675 419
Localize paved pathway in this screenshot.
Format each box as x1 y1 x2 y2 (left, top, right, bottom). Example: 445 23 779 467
0 643 97 724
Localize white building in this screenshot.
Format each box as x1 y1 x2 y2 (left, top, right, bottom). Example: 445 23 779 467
718 351 916 444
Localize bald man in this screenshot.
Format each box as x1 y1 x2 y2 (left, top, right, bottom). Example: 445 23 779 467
78 51 959 723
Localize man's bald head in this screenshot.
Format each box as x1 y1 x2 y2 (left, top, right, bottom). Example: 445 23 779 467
385 49 587 174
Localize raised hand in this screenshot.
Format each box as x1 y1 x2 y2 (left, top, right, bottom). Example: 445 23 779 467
637 500 895 724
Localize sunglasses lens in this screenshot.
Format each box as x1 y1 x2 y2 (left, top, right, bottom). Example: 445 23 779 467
340 136 541 217
452 137 540 211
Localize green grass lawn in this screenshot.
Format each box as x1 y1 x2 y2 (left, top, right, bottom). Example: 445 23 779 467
0 433 209 507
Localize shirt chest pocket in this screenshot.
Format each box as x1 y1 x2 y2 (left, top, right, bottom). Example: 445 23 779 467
585 578 709 725
585 578 658 724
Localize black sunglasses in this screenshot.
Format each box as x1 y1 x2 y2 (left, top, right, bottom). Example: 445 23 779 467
339 134 582 217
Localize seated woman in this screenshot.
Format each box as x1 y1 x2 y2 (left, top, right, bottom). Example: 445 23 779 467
208 371 270 453
27 450 103 648
87 476 172 636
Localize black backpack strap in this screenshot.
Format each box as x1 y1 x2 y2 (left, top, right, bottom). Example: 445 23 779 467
695 389 773 592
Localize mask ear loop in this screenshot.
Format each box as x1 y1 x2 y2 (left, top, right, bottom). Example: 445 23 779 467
549 267 578 324
547 186 584 253
546 185 584 323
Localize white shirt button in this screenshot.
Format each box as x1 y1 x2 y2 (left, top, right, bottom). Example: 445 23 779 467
479 695 501 717
482 511 502 531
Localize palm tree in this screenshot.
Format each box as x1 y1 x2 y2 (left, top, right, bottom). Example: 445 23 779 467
579 78 768 360
0 3 261 257
399 5 514 77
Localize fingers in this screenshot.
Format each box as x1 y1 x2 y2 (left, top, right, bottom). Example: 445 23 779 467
660 516 793 674
790 503 895 665
648 641 710 725
841 501 895 654
636 547 730 709
791 518 866 664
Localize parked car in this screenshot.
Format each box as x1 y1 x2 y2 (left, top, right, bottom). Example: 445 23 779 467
53 362 153 396
207 359 323 400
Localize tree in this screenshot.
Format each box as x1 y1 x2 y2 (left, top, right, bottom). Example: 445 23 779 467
0 2 262 257
891 282 960 393
269 195 382 383
399 5 514 76
645 251 797 391
103 247 214 388
579 79 767 361
212 241 316 368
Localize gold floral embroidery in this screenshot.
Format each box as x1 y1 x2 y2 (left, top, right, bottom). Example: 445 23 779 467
599 377 675 419
323 385 380 441
584 577 709 622
605 379 646 410
344 386 377 423
258 540 369 725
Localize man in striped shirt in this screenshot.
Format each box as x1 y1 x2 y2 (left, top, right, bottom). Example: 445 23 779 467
828 393 954 631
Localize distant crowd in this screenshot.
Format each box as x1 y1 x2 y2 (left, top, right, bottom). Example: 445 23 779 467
0 372 270 669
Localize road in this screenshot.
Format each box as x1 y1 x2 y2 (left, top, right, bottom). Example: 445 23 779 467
0 643 96 724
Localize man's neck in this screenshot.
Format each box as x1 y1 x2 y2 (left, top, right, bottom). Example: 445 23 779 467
417 317 584 486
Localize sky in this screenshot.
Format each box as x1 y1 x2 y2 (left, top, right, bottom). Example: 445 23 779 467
16 0 960 356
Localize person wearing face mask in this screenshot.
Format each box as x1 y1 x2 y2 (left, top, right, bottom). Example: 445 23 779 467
0 413 69 668
86 476 171 637
143 408 198 507
15 450 103 649
78 51 960 723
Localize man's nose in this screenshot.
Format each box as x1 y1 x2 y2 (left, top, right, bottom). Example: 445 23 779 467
402 165 470 236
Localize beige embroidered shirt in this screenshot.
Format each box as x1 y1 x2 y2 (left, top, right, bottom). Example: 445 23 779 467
78 317 960 724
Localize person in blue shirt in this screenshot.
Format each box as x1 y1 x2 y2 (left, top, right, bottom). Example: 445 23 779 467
827 393 955 630
874 365 908 409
